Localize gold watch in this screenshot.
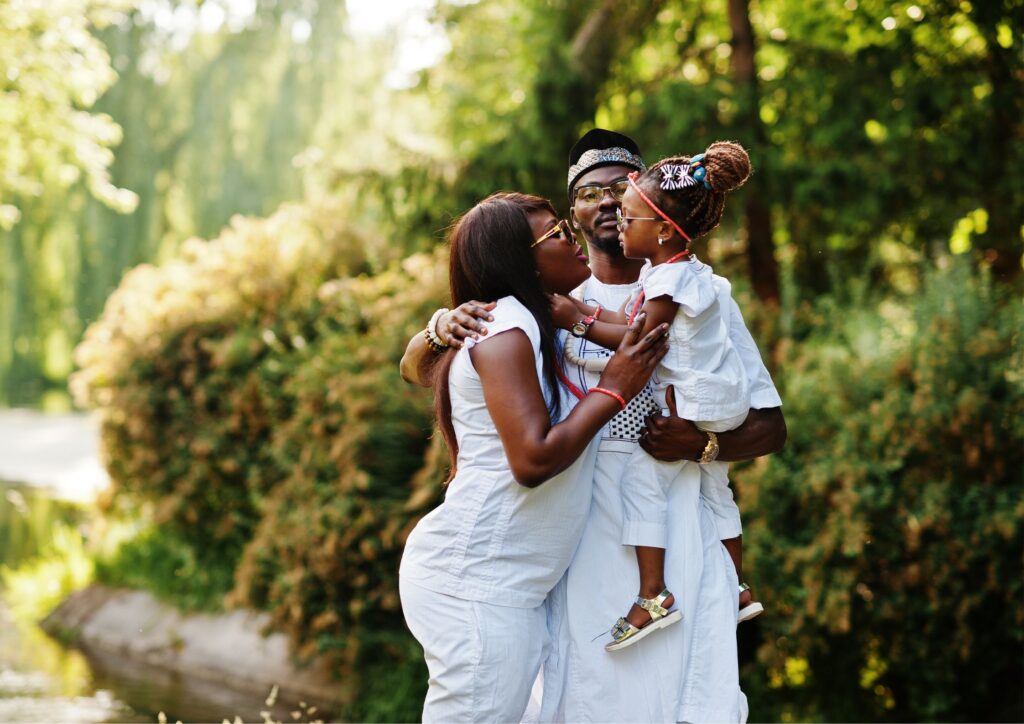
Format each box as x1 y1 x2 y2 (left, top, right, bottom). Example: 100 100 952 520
698 431 720 464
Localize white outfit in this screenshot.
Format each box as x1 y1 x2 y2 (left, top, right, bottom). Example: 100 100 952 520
534 273 782 723
622 257 751 548
400 296 598 723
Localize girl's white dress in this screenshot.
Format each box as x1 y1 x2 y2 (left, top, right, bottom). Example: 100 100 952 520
622 256 751 549
399 296 598 723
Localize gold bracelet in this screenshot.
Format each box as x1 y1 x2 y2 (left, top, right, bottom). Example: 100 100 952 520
698 431 720 464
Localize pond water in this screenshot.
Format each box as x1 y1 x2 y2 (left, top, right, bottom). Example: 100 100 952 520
0 483 325 723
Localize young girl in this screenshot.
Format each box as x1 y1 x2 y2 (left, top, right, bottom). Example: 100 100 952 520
552 141 764 651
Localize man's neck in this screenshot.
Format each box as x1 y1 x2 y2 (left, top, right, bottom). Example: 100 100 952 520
587 248 646 286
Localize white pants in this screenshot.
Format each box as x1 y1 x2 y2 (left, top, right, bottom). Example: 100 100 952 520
622 411 747 548
399 577 549 723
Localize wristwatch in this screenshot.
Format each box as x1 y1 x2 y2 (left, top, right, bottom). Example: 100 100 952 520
698 431 720 464
570 315 596 338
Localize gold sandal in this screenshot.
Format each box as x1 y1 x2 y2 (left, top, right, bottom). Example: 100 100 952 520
605 589 683 652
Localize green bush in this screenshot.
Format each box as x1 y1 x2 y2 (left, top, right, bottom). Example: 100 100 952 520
73 204 446 719
93 524 236 612
72 201 372 598
227 256 448 720
735 261 1023 722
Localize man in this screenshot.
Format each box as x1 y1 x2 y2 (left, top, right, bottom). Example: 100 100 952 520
400 129 785 722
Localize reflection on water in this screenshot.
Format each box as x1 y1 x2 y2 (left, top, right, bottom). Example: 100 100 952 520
1 483 332 723
0 600 144 723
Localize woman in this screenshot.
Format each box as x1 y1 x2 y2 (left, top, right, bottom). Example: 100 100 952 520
399 192 669 722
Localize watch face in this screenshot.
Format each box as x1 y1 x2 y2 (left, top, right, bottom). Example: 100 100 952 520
571 321 587 337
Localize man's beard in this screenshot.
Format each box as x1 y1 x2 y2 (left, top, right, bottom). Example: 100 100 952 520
586 226 625 256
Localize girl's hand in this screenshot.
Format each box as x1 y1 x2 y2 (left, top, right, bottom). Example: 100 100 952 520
597 313 669 402
549 294 581 330
438 301 497 349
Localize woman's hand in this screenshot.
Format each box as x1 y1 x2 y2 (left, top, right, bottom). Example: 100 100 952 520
597 313 670 402
437 301 497 349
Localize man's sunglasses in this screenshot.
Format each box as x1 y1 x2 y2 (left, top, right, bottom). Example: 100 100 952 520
573 178 629 206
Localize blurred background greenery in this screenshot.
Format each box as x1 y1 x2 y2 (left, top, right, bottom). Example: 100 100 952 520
0 0 1021 721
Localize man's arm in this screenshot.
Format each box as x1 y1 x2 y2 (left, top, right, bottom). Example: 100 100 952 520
640 385 787 462
398 301 497 386
399 333 436 387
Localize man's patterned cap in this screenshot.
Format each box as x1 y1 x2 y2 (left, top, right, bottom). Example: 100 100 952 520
567 128 646 202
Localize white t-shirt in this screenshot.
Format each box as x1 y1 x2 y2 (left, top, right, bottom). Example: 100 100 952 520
400 296 598 609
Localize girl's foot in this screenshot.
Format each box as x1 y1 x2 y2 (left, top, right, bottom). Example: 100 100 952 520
738 582 764 623
626 589 675 629
606 588 682 652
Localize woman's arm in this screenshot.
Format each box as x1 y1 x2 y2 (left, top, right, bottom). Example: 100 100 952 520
399 301 496 386
473 316 669 487
640 385 787 462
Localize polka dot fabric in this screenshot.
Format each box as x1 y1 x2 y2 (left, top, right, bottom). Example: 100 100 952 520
572 321 660 447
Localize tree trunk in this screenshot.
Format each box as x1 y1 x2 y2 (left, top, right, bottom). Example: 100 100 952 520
972 5 1022 283
728 0 782 304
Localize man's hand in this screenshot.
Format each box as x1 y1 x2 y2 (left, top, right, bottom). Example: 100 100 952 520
640 385 787 463
438 301 497 349
639 385 705 461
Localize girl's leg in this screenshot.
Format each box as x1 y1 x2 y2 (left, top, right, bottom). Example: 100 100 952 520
627 545 676 628
721 535 755 607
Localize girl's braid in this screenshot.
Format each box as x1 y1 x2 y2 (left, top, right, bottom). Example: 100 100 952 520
637 141 752 244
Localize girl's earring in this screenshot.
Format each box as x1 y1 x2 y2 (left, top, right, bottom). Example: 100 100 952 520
658 237 667 246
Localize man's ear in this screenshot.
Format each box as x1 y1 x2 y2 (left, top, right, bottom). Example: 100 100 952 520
569 206 579 229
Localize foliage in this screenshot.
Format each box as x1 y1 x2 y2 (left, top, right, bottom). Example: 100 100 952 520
0 0 138 228
93 523 235 612
735 261 1024 722
227 256 448 720
0 0 353 406
71 200 370 589
72 199 447 719
1 522 94 624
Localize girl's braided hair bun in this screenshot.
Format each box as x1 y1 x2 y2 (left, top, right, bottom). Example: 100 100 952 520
703 140 751 194
639 140 753 243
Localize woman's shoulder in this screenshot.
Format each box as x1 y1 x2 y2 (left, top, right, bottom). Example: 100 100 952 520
469 296 540 349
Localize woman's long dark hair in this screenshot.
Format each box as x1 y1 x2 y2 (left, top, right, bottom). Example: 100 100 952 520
433 192 563 482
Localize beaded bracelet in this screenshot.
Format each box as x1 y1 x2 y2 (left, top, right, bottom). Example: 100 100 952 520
424 327 446 353
425 307 450 353
590 386 627 410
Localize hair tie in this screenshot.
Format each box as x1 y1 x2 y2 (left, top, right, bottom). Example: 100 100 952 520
688 153 714 191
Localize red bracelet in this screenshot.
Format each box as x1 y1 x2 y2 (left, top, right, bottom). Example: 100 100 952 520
590 386 626 410
594 304 603 320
